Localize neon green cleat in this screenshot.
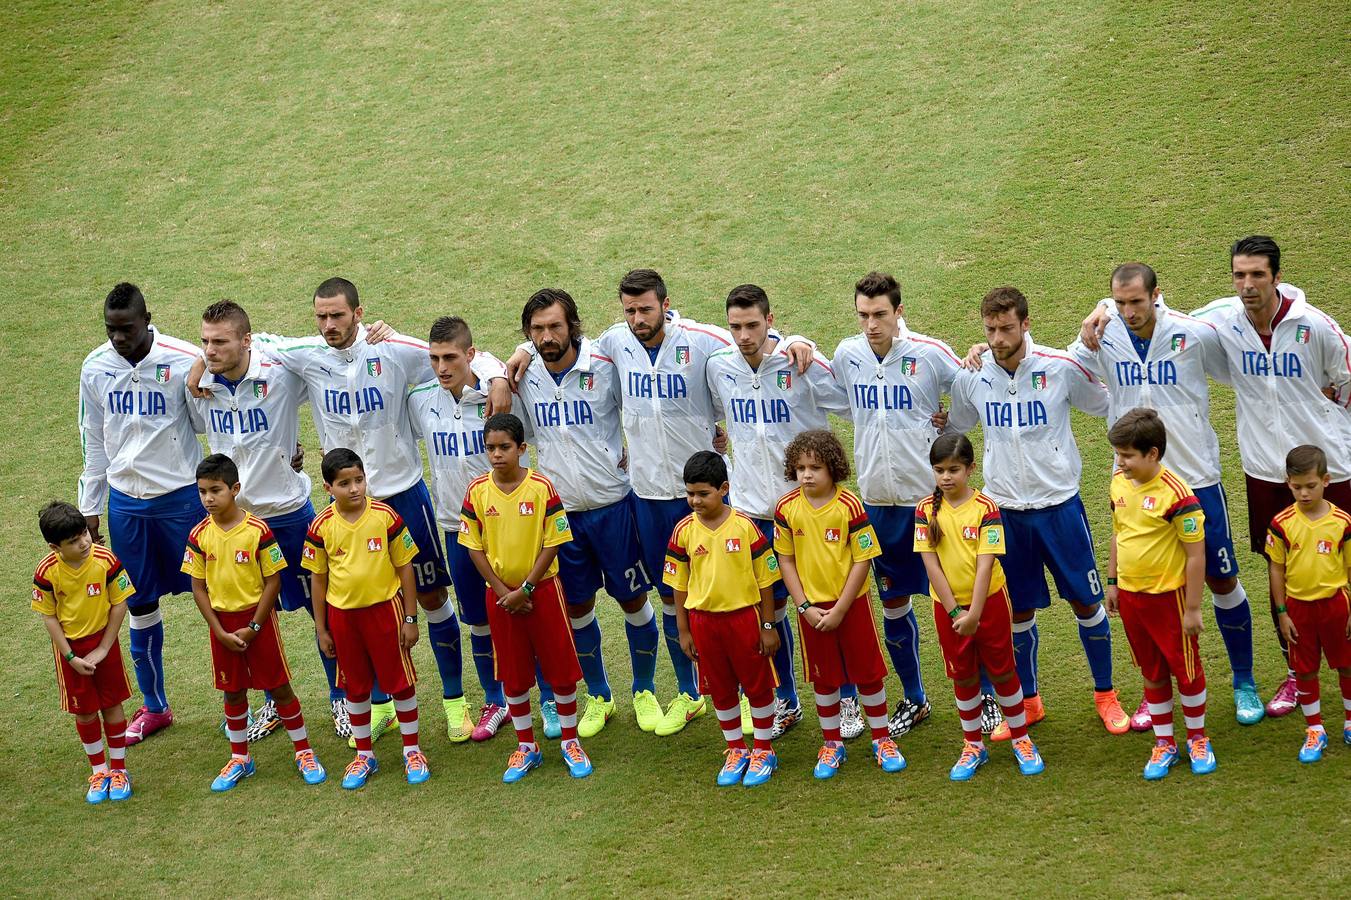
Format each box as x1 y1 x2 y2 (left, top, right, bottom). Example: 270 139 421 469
578 694 616 738
655 692 707 737
347 700 398 750
632 690 663 732
740 695 753 735
444 697 473 743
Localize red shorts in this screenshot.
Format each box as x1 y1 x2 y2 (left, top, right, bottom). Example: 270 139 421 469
1119 587 1203 684
486 577 582 697
1247 475 1351 556
796 596 888 690
54 632 131 715
1286 591 1351 674
328 596 417 699
932 587 1016 683
209 607 292 693
688 606 778 703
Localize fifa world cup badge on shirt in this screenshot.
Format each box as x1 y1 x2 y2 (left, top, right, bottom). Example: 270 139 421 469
253 381 268 399
366 358 382 377
900 356 918 376
776 371 791 390
556 516 569 533
1170 334 1186 352
675 346 690 365
1295 325 1310 344
1031 372 1047 391
155 364 171 383
367 537 383 552
824 528 841 542
725 538 742 553
858 532 874 550
987 528 999 545
1182 516 1199 534
767 554 779 572
518 501 535 516
268 544 283 564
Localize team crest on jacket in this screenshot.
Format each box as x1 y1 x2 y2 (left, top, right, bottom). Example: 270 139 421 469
1295 325 1310 344
1142 496 1157 510
1031 372 1047 391
253 381 268 399
518 501 535 516
579 372 594 391
155 364 171 383
235 550 251 564
824 528 841 542
962 525 978 541
1317 539 1332 554
1170 335 1186 352
366 537 383 552
776 371 791 390
675 346 690 365
725 538 742 553
900 357 918 376
366 358 382 377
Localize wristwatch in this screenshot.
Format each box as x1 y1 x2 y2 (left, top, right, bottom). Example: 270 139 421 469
522 581 537 596
796 601 811 614
761 620 775 631
247 621 262 633
404 614 418 624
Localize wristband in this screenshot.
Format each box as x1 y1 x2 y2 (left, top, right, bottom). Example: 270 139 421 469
1106 577 1117 586
63 650 75 661
247 621 262 633
796 601 811 614
404 614 418 624
948 606 961 619
1275 605 1288 615
521 581 536 596
761 620 775 631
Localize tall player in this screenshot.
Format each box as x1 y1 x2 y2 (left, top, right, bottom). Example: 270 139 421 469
706 284 851 736
78 283 205 744
948 286 1130 737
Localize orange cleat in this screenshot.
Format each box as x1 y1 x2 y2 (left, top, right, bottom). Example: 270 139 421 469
1094 689 1130 735
991 693 1045 742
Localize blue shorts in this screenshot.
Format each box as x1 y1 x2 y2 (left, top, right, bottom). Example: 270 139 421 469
558 493 651 605
381 481 451 593
266 502 317 613
635 496 694 599
444 530 489 625
863 503 929 601
1000 495 1103 613
108 484 205 609
1194 483 1239 581
749 517 789 603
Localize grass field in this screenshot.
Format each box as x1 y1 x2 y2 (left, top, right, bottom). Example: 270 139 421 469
2 1 1349 896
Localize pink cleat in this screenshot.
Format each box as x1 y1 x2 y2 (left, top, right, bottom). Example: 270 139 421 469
124 706 174 746
1130 698 1153 732
472 703 508 742
1265 674 1298 717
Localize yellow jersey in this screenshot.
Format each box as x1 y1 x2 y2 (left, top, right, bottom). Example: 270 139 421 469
1266 503 1351 601
302 500 418 609
181 513 288 612
457 469 571 586
1110 466 1204 594
32 546 135 639
773 486 881 604
664 509 779 612
913 491 1006 605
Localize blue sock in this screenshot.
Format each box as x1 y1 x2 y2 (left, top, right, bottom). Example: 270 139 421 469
371 678 391 706
468 625 504 707
1012 618 1039 697
425 604 464 699
772 613 798 706
1212 585 1255 687
623 601 659 695
882 603 927 705
536 664 555 703
839 682 858 700
128 608 167 712
570 611 612 701
979 669 995 696
317 639 343 701
662 603 699 698
1076 607 1114 691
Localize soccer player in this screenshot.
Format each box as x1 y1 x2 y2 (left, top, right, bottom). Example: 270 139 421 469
948 286 1129 737
32 501 135 804
304 449 428 789
183 455 327 791
1066 263 1264 726
1267 445 1351 763
512 288 660 737
665 451 782 787
1105 409 1215 779
458 413 593 783
194 300 349 739
914 434 1044 781
407 316 512 741
706 284 850 738
78 282 205 743
1081 236 1351 715
773 430 906 778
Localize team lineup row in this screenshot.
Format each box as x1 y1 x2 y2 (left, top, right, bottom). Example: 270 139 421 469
37 233 1351 796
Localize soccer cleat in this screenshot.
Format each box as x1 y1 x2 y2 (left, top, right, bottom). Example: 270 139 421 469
770 699 804 740
992 695 1043 742
1143 741 1179 780
1187 736 1217 775
331 699 352 739
541 700 562 740
1345 722 1351 746
740 695 753 734
578 695 616 738
1233 682 1265 725
813 743 846 779
741 749 778 787
717 748 751 786
106 770 132 802
1265 674 1298 717
246 700 281 742
502 746 543 784
210 757 256 793
124 706 174 745
632 690 663 733
347 701 398 750
341 755 379 790
1094 689 1131 735
561 738 593 778
872 738 906 773
444 697 473 743
404 750 431 785
85 773 110 805
1011 736 1045 776
1298 727 1327 764
889 698 932 738
472 704 508 742
839 697 865 740
295 749 327 785
978 694 1003 735
654 692 706 737
1130 698 1153 732
949 741 989 782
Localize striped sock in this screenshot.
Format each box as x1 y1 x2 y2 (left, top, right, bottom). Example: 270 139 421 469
815 689 842 743
953 681 983 746
393 689 419 753
275 697 310 753
76 718 107 774
1340 675 1351 723
994 679 1029 741
347 696 374 757
506 693 535 748
554 689 579 741
1144 683 1175 744
714 696 746 750
103 716 127 770
858 682 890 740
1179 677 1208 741
224 701 250 760
1296 676 1321 728
749 692 775 751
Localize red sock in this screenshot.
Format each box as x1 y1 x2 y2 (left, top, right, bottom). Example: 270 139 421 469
224 701 250 758
506 695 535 747
815 690 842 743
1178 674 1207 741
103 715 127 770
748 691 775 751
1338 675 1351 724
993 677 1029 741
275 697 311 752
1296 676 1322 728
713 694 746 751
554 690 579 742
1143 683 1175 745
347 696 374 755
76 718 105 772
392 688 419 751
858 682 890 741
953 681 982 745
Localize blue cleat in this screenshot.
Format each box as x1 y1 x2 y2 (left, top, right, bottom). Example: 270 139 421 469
742 749 777 787
296 749 327 785
1298 727 1327 764
1143 741 1179 780
541 701 562 740
717 748 750 787
1011 736 1045 776
949 742 988 781
85 772 110 804
106 769 133 802
1233 682 1265 726
341 754 379 790
211 757 256 793
813 743 846 779
1344 722 1351 746
404 750 430 785
872 738 906 773
561 739 593 778
1187 736 1217 775
503 745 543 783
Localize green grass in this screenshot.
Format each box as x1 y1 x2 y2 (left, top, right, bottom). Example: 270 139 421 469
2 1 1349 896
